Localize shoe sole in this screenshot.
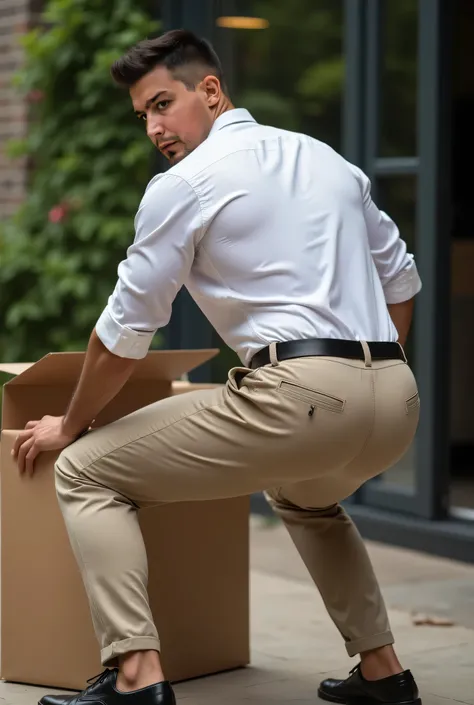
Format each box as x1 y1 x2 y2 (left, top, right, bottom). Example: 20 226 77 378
317 689 422 705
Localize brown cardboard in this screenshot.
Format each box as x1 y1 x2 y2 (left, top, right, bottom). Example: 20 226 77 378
0 353 250 690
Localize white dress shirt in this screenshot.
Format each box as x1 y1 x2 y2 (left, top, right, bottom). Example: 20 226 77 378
96 109 422 365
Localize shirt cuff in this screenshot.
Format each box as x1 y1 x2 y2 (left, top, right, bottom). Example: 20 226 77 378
383 261 422 304
95 307 156 359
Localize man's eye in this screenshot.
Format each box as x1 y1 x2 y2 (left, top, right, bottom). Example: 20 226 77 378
136 114 147 122
156 100 170 110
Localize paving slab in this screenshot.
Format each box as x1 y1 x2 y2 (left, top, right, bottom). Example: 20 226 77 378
250 516 474 628
1 518 473 704
2 568 473 704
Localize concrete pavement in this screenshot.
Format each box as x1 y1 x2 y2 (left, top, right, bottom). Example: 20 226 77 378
2 516 473 704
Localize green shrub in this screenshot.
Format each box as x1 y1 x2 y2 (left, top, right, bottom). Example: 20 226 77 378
0 0 160 362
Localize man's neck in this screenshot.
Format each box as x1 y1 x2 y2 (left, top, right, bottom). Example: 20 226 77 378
212 98 235 123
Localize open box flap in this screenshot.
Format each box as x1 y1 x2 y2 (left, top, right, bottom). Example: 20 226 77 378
0 363 34 376
0 349 219 386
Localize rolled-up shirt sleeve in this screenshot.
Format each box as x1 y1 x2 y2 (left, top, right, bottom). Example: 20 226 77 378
95 173 203 358
351 164 422 304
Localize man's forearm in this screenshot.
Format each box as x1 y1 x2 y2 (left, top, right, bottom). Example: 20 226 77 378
62 329 138 438
387 297 415 347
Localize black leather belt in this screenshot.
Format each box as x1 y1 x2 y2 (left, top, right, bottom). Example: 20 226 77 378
250 338 405 369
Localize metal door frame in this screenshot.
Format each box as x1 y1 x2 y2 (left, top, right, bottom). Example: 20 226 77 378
160 0 216 382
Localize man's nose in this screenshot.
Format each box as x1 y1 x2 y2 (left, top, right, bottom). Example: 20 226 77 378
146 117 164 141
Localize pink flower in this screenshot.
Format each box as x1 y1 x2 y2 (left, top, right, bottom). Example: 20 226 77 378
27 89 45 103
48 204 68 223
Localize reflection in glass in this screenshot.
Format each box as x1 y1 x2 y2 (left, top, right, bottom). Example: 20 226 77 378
379 0 418 158
377 175 417 254
448 0 474 519
374 175 417 489
215 0 344 151
216 16 269 29
381 440 417 490
451 0 474 239
449 287 474 515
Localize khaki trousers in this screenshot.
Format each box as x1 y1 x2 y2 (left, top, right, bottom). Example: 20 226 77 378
55 347 420 667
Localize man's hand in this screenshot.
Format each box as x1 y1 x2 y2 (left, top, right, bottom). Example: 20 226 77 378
12 416 77 476
11 330 138 477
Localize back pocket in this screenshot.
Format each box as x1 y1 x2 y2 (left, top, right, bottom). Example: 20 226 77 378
277 381 345 413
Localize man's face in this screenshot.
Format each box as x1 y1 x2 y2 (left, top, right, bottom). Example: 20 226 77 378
131 65 217 166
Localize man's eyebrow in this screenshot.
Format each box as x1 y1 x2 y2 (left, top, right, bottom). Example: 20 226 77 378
134 90 168 116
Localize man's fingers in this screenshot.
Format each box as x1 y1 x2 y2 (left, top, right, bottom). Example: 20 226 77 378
25 420 40 430
25 442 40 477
17 437 35 475
12 429 34 458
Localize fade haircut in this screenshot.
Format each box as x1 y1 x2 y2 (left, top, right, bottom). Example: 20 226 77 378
111 29 228 93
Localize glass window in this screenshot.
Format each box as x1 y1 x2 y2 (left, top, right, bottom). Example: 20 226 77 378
376 175 417 371
373 175 417 489
376 175 417 254
451 0 474 239
215 0 344 150
449 0 474 519
379 0 418 158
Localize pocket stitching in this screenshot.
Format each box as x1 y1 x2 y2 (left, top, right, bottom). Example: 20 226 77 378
277 381 345 413
405 392 420 414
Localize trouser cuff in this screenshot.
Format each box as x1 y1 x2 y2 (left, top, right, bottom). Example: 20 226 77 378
101 636 161 667
345 630 394 657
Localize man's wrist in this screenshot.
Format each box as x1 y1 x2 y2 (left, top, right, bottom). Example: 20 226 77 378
61 416 94 441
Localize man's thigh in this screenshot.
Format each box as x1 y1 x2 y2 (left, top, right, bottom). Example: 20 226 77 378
56 360 368 508
57 371 300 506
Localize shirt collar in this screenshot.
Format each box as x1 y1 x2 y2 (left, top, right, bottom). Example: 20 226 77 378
209 108 256 136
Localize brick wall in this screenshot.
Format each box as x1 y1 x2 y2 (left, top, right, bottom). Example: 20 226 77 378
0 0 43 219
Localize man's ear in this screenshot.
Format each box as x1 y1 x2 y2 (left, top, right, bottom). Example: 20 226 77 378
200 75 221 107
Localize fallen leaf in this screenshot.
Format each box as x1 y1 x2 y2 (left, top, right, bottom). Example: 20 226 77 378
411 612 455 627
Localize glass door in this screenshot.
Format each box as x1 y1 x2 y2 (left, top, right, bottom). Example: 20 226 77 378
345 0 453 519
448 0 474 522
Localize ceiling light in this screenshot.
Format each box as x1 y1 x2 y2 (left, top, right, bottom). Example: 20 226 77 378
216 16 269 29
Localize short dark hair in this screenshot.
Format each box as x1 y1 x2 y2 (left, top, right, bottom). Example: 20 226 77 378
111 29 227 93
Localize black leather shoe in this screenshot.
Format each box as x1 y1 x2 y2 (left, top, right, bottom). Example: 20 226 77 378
318 664 421 704
38 669 176 705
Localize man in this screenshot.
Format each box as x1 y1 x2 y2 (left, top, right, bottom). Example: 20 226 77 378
13 29 422 705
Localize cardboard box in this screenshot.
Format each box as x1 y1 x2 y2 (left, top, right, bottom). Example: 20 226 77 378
0 351 250 690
